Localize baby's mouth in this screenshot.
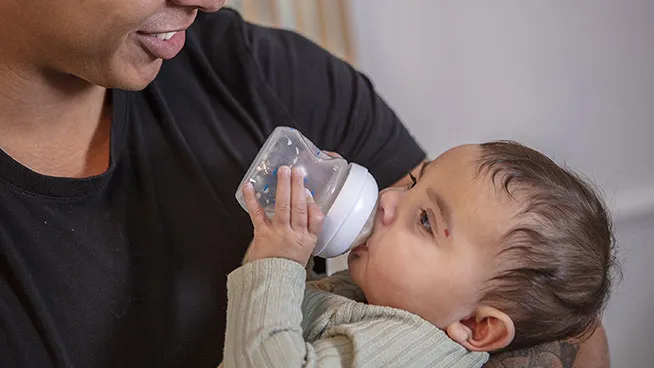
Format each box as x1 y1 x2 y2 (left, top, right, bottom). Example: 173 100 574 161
351 242 369 253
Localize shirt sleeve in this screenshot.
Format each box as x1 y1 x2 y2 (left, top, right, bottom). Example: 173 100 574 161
239 17 427 188
223 258 488 368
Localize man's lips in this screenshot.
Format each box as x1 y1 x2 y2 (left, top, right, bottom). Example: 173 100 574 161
135 16 196 59
138 17 195 36
137 26 188 36
135 30 187 60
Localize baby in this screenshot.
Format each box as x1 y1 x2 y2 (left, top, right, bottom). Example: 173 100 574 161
222 141 617 367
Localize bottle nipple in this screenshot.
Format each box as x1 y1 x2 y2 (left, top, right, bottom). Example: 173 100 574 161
349 201 378 248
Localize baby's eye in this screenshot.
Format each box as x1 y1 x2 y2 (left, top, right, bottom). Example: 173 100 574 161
419 209 433 234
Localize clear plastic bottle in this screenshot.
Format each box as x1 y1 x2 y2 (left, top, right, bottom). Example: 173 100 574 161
235 126 379 258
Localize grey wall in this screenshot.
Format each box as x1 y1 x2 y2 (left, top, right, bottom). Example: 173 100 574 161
604 213 654 367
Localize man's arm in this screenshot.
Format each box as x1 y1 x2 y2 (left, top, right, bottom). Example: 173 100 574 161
572 324 610 368
485 341 579 368
485 325 609 368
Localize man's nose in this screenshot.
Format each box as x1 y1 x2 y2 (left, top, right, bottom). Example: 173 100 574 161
378 187 403 226
169 0 225 12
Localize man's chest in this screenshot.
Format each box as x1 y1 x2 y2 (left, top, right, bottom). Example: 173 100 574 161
0 138 256 366
0 57 297 365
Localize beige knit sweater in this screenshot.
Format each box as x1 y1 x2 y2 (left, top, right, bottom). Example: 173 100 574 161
222 258 488 367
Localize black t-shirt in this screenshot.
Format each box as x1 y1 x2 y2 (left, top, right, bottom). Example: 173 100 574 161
0 9 425 367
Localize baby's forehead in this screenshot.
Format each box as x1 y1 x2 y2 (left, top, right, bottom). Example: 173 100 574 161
423 149 523 243
422 144 483 177
432 144 482 161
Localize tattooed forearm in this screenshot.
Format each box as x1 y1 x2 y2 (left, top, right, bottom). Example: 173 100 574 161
485 341 579 368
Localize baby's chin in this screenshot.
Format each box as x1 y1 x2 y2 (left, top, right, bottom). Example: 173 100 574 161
348 242 368 259
347 249 367 287
347 245 366 270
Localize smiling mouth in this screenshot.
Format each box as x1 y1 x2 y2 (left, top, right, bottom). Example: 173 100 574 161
135 30 187 60
151 32 177 41
138 31 179 41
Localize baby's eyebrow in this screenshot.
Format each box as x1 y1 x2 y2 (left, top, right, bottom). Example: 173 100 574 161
427 188 452 230
419 160 433 178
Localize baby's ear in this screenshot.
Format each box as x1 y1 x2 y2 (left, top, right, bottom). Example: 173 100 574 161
445 305 515 352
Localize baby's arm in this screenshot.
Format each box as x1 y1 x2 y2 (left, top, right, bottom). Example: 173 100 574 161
223 258 310 367
223 257 489 368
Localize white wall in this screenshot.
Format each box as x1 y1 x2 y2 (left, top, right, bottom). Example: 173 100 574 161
347 1 654 366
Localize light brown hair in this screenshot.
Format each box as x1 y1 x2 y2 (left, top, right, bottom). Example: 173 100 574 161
477 141 618 351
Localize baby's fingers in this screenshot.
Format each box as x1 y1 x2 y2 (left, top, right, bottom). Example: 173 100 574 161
291 168 308 230
322 151 344 160
273 166 292 226
307 192 324 236
242 183 268 228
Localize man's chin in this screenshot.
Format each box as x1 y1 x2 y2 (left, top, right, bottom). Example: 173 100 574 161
101 57 162 91
120 63 162 91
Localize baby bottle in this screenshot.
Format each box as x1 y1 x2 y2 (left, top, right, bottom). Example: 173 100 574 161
235 126 379 258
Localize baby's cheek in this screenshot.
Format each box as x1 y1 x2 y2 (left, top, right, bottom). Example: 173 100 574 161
448 280 482 315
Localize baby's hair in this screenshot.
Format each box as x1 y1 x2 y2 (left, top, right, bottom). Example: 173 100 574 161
475 141 619 351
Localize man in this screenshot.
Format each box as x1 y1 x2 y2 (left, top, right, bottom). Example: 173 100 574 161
0 1 608 366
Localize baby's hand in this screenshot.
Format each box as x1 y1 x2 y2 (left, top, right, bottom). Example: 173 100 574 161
242 166 324 267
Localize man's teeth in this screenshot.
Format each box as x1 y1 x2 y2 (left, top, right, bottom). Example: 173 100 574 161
154 32 176 41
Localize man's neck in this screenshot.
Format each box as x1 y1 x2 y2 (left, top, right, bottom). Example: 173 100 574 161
0 62 112 178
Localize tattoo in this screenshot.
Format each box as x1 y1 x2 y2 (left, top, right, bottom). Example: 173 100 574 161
485 341 579 368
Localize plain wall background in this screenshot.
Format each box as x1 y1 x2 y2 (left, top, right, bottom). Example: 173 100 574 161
342 1 654 366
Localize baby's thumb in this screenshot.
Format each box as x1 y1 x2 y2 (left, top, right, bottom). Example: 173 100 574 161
306 190 324 236
322 150 343 159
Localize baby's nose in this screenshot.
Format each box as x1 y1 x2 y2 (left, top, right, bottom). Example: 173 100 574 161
378 188 402 226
